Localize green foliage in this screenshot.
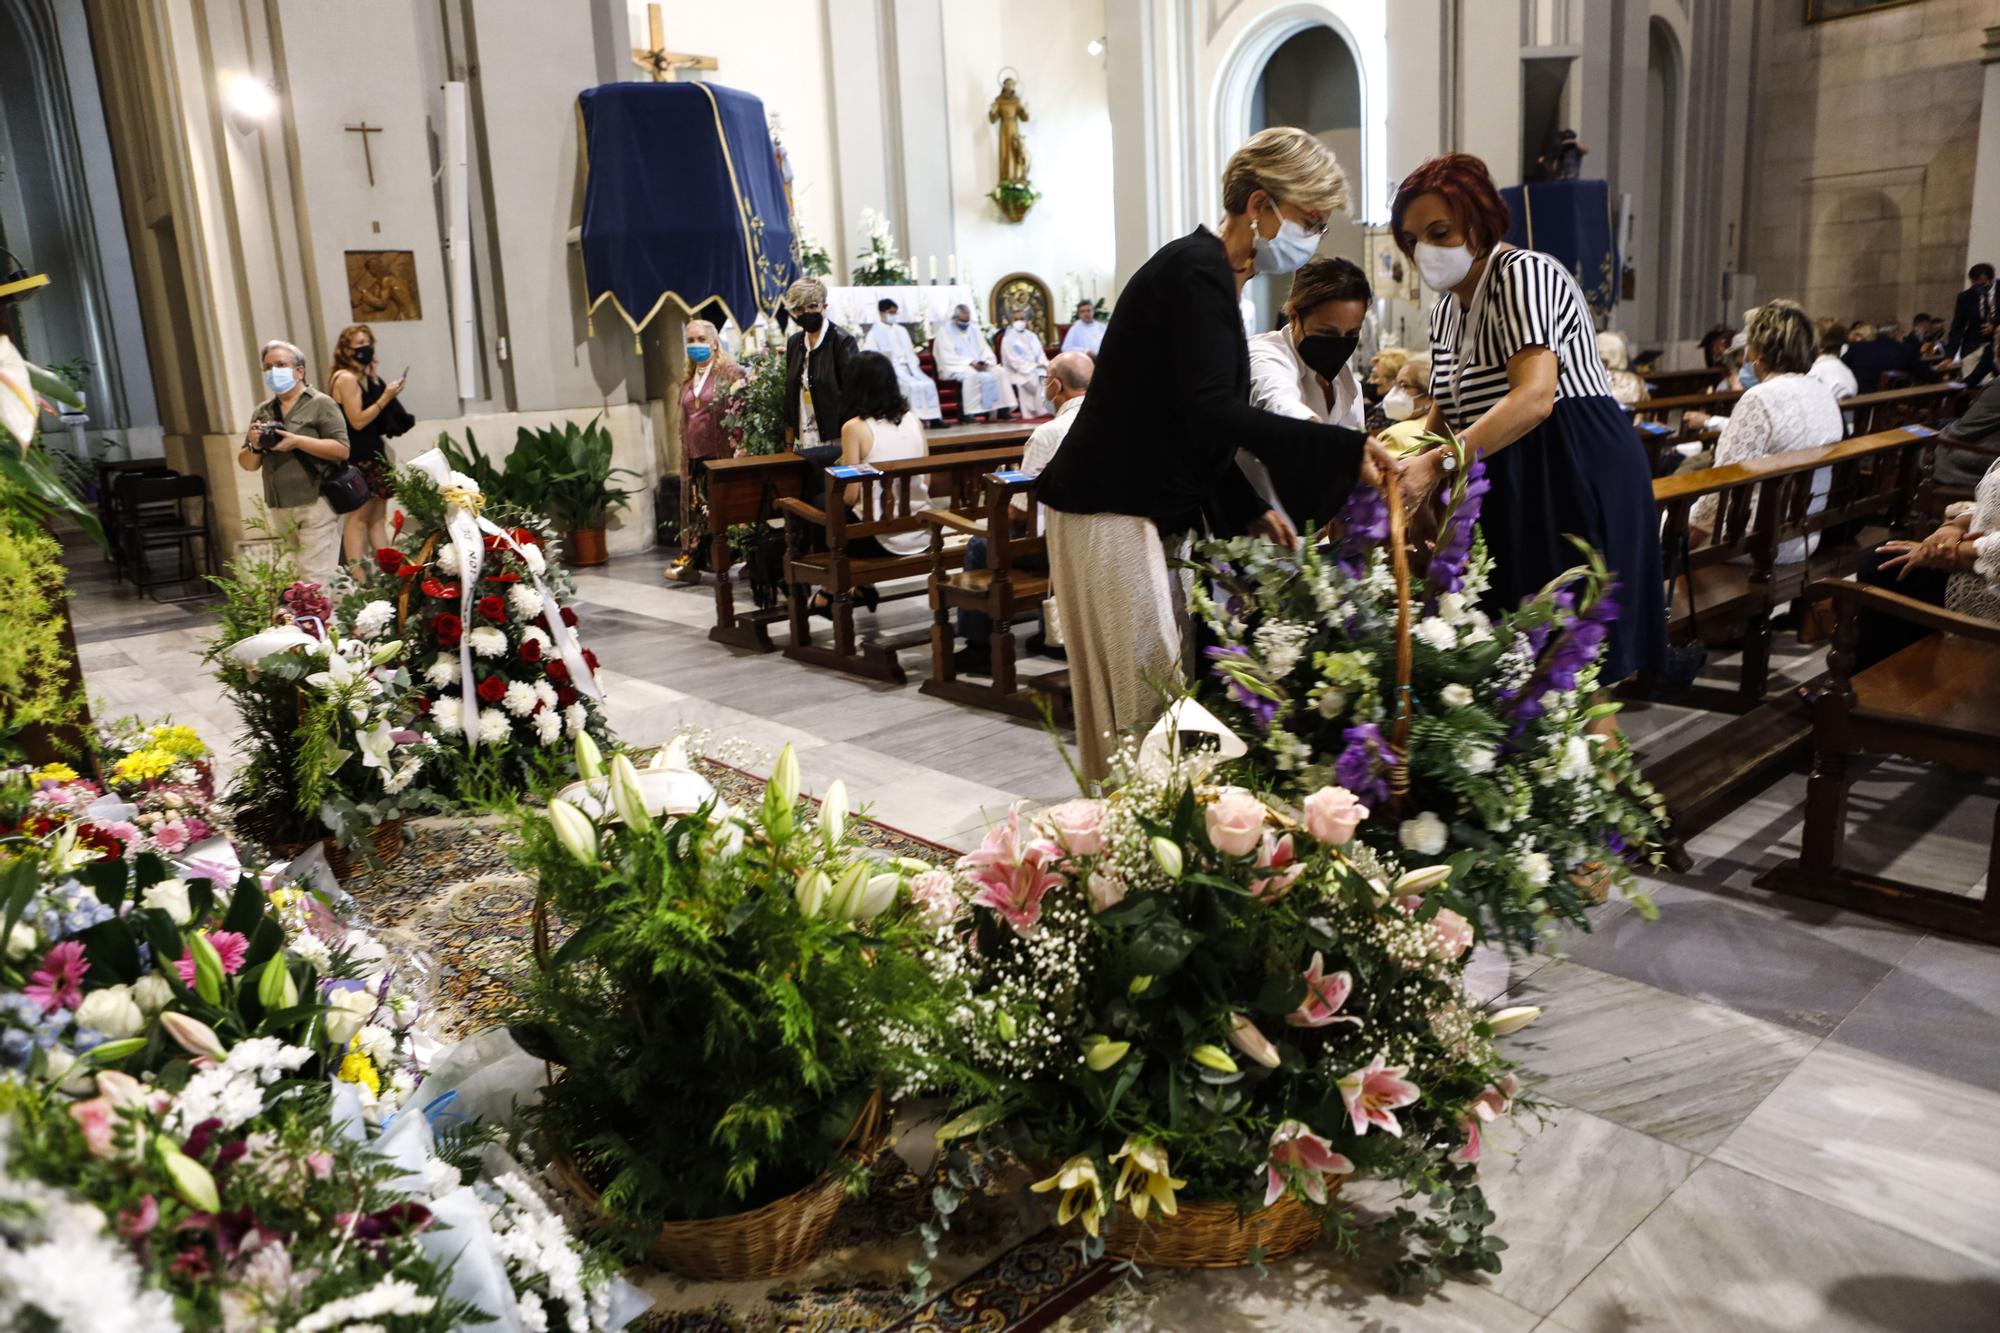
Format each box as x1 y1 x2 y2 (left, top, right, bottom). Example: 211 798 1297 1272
201 536 316 844
434 425 518 508
988 179 1043 215
0 509 81 756
795 227 833 279
507 415 640 531
0 349 103 546
717 351 790 456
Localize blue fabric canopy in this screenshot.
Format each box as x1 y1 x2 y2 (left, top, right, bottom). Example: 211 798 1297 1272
1501 180 1619 316
577 81 798 344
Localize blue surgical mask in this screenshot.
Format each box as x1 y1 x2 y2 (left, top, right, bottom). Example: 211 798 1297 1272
1739 362 1760 389
687 344 713 363
1253 199 1320 275
264 366 296 395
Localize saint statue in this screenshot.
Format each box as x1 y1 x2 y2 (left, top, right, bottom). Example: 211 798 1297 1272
988 76 1031 183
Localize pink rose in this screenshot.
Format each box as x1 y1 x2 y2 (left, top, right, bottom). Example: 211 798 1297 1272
908 870 960 929
1205 788 1267 858
1302 786 1368 845
1431 907 1474 961
1040 799 1108 857
1087 870 1127 914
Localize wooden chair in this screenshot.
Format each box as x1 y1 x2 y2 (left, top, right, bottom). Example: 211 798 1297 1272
1757 578 2000 942
919 470 1069 722
778 444 1022 683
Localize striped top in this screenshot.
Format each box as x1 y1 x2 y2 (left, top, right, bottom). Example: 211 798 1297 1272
1428 247 1615 425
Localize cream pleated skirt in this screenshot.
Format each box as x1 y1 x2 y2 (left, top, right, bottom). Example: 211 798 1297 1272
1045 510 1187 784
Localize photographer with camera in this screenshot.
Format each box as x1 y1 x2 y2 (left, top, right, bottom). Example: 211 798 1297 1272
238 339 351 586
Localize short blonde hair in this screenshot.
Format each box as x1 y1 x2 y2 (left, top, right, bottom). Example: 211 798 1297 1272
1371 348 1410 383
1847 321 1875 343
1222 126 1349 219
1397 354 1433 397
1746 299 1816 376
783 277 827 312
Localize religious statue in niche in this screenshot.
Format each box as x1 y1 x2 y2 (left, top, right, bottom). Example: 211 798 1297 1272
346 251 421 322
986 71 1041 224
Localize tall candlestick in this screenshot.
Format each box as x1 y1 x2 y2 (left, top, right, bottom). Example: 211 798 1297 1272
948 253 958 281
929 254 938 281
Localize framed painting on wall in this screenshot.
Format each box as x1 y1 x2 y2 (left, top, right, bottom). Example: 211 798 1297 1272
1805 0 1920 23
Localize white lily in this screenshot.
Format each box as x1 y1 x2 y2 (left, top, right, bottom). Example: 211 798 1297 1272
0 335 37 448
226 625 319 668
355 722 397 772
821 779 848 846
608 754 650 828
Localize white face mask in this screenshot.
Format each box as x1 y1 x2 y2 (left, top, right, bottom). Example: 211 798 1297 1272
1382 388 1418 421
1413 240 1476 292
1011 319 1026 332
1253 201 1319 275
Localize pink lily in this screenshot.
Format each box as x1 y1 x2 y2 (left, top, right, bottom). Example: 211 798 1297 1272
1248 832 1304 900
1287 951 1363 1028
1449 1074 1520 1165
958 806 1065 934
1262 1120 1355 1206
1227 1013 1282 1069
1337 1053 1421 1138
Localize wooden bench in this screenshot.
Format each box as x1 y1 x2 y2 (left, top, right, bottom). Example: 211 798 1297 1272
1627 388 1741 472
1641 366 1722 398
1756 579 2000 942
695 451 814 652
778 444 1024 683
918 470 1070 723
1846 379 1967 436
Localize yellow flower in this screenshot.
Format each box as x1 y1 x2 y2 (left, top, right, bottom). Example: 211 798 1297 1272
147 725 207 760
1029 1153 1107 1237
1111 1137 1186 1221
111 748 176 783
30 763 78 783
336 1042 381 1097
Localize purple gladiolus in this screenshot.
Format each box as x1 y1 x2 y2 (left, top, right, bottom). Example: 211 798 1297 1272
1335 723 1394 807
1337 485 1390 573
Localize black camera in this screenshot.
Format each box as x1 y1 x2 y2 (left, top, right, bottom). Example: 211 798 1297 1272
254 422 283 452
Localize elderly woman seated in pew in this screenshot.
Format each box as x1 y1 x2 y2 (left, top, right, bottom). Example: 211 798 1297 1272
1688 299 1842 565
1859 451 2000 668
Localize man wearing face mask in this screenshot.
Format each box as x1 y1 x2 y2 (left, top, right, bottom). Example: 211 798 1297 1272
1240 257 1371 533
935 303 1006 421
999 308 1051 419
239 338 350 586
1035 126 1394 781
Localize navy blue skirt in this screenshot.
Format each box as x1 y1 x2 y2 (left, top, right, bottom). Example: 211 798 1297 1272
1477 393 1665 682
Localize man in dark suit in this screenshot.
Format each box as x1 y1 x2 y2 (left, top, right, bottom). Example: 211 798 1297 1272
1842 326 1939 394
1945 262 1996 386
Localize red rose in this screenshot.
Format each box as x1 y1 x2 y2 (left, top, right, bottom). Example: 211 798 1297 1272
531 613 549 632
545 659 570 683
476 674 506 703
560 607 579 628
374 547 405 573
556 685 579 707
518 639 543 663
582 649 599 671
477 595 506 622
432 613 463 645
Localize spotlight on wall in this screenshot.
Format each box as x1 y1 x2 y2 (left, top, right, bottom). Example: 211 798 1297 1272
1086 37 1105 56
223 73 279 134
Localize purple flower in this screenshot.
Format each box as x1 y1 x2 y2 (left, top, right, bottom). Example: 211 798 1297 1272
1206 646 1277 731
1426 459 1490 598
1337 485 1389 573
1335 723 1394 807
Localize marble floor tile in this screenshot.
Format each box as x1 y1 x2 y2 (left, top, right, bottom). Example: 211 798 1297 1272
1498 962 1819 1154
1557 877 1922 1035
1105 1262 1543 1333
1547 1160 2000 1333
1830 934 2000 1095
1713 1043 2000 1266
1473 1106 1697 1316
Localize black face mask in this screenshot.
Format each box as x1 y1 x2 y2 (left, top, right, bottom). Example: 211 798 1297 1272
796 311 825 333
1298 332 1358 380
353 344 375 366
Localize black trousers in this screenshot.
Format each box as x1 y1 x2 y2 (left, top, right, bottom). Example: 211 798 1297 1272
1853 541 1951 672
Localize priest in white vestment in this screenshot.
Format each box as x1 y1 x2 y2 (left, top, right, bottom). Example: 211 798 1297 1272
999 311 1051 419
1060 300 1106 357
936 304 1007 420
862 298 943 425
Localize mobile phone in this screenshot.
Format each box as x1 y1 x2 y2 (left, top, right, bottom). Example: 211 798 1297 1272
399 366 410 381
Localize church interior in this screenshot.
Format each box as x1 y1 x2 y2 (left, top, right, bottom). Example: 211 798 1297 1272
3 0 2000 1329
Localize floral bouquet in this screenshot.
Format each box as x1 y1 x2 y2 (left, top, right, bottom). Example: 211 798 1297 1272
510 741 985 1264
1192 435 1667 948
206 568 429 855
937 723 1526 1288
4 760 217 865
363 458 613 801
96 717 215 802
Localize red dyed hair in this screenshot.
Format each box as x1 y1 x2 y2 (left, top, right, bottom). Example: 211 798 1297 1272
1389 153 1511 258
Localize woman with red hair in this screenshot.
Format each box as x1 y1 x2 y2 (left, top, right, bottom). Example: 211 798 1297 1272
1392 153 1663 684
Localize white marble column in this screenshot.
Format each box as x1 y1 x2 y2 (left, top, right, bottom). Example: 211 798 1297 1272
1968 26 2000 276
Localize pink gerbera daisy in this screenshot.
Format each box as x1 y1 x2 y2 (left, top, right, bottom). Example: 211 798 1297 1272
26 940 88 1014
174 931 250 985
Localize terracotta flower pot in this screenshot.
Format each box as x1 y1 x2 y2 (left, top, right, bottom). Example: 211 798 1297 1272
569 526 609 567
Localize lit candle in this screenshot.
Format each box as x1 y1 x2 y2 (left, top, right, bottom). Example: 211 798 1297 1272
948 253 958 280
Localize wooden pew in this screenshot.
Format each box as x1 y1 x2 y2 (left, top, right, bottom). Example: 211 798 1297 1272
778 444 1024 683
697 451 813 652
1756 579 2000 942
1627 388 1741 472
1641 366 1721 398
1845 379 1968 436
919 470 1069 722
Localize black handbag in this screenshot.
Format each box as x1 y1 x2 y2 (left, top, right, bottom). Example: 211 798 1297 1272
316 460 372 515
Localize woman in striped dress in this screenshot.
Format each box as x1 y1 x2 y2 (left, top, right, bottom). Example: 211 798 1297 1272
1391 153 1665 684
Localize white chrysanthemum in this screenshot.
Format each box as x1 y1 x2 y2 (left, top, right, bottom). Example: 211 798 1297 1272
424 655 460 688
434 542 461 576
533 679 558 709
564 702 588 737
533 707 563 745
477 707 511 745
433 697 463 736
290 929 333 970
467 626 508 658
353 600 395 640
1413 618 1458 652
521 542 547 575
508 583 544 621
502 681 539 717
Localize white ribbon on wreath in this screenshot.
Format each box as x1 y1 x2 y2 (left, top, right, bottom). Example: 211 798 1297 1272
405 449 603 751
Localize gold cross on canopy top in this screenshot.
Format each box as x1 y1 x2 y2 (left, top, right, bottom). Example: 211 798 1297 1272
631 3 717 82
343 122 382 186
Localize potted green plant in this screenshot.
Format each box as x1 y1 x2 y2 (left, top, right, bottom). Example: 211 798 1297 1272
989 179 1042 224
508 415 639 567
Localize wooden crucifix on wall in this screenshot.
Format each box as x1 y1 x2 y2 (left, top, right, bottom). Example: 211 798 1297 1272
344 122 382 186
631 2 717 82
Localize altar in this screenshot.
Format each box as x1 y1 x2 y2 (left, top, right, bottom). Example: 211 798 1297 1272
824 283 978 333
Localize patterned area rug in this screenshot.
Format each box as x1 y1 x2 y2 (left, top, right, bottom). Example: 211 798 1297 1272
337 758 1121 1332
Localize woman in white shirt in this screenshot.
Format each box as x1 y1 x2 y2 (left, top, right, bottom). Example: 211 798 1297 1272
1808 317 1859 401
1242 257 1369 532
804 352 931 618
1690 299 1843 565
